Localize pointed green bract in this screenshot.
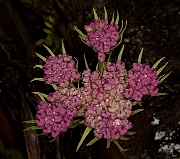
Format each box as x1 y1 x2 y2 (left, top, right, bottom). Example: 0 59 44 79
118 44 125 60
152 57 165 69
31 78 44 82
86 137 99 146
104 7 108 20
156 62 168 76
93 7 98 20
51 83 58 90
111 38 122 50
32 92 48 101
119 20 127 34
160 71 172 83
74 57 79 69
96 62 99 72
44 21 53 28
119 20 124 33
131 109 144 115
100 20 103 29
107 52 112 63
84 54 89 69
61 40 66 54
74 26 87 38
99 62 104 74
43 45 55 57
132 101 140 106
37 133 46 136
120 136 130 140
79 35 86 40
79 35 87 45
156 93 167 96
110 12 114 24
33 65 43 69
126 131 136 135
23 126 43 131
113 140 124 151
138 48 143 63
22 120 35 124
35 52 46 62
76 126 92 152
115 11 119 25
106 139 111 148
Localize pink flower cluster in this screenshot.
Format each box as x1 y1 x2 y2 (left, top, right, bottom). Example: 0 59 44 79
35 88 81 138
84 19 120 62
124 62 160 101
43 54 81 87
80 60 132 139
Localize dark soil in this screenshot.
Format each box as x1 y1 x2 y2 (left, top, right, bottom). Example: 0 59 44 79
0 0 180 159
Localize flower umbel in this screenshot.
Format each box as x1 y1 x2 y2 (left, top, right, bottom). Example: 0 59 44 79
27 7 171 153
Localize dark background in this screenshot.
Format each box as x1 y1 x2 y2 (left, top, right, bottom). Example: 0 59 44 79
0 0 180 159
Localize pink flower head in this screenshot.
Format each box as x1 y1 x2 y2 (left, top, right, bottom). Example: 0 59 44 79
43 54 80 87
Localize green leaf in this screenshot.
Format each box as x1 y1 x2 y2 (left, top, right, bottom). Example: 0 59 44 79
61 40 66 54
160 71 172 83
115 11 119 25
110 12 114 24
126 131 136 135
156 62 168 76
49 16 54 23
43 45 55 57
33 65 43 69
22 120 35 124
46 35 53 46
138 48 143 63
74 26 87 38
31 78 44 82
156 93 167 96
32 92 48 101
23 126 43 131
84 54 89 69
152 57 165 69
76 126 92 152
106 139 111 148
118 44 125 60
131 109 144 115
104 7 108 20
35 39 45 45
86 137 99 146
35 52 46 62
43 28 52 34
120 136 130 140
93 7 98 20
44 21 53 28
